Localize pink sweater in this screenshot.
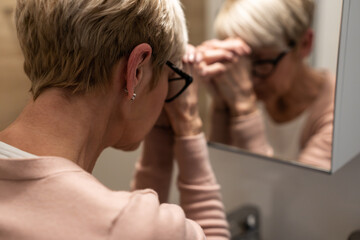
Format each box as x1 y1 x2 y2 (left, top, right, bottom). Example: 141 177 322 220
210 72 335 170
0 127 230 240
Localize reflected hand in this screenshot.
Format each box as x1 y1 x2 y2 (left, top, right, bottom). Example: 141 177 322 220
200 38 251 56
195 38 257 117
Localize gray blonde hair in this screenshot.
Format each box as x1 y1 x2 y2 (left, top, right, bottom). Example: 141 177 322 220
215 0 314 49
15 0 188 99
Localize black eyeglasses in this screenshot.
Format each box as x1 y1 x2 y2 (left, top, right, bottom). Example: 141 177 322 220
251 43 296 79
165 61 193 103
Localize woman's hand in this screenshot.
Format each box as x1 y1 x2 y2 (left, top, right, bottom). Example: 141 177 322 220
195 38 257 117
164 45 203 137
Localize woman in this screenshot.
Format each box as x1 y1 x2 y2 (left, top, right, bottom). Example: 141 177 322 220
193 0 334 170
0 0 229 239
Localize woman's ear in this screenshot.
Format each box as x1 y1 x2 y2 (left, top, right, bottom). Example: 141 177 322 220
126 43 153 100
298 28 314 58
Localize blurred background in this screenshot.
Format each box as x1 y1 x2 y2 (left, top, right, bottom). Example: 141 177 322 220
0 0 31 130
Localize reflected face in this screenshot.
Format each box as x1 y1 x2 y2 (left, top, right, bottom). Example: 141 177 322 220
250 46 299 101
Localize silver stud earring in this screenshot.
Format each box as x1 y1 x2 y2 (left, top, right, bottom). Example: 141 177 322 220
124 89 137 101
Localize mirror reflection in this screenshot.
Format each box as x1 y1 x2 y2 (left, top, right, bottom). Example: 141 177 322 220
184 0 340 171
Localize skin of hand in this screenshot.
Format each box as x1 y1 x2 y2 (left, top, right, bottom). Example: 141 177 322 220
163 45 203 137
154 109 173 129
188 38 250 110
195 38 258 117
192 45 231 110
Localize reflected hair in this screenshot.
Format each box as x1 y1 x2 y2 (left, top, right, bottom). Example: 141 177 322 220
15 0 188 99
215 0 315 49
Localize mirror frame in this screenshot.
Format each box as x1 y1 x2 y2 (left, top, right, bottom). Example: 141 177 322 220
331 0 360 174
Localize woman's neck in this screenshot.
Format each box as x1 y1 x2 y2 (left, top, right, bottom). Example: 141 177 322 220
0 89 117 172
266 65 325 123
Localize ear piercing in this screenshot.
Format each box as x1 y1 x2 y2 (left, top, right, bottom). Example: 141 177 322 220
124 89 137 101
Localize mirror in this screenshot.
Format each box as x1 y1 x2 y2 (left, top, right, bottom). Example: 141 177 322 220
182 0 344 172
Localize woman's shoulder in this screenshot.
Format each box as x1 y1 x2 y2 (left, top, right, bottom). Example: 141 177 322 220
41 165 196 238
300 70 335 147
307 70 336 119
0 156 204 239
48 170 201 239
110 189 204 240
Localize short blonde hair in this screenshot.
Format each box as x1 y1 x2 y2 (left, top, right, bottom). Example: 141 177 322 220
215 0 314 49
15 0 188 99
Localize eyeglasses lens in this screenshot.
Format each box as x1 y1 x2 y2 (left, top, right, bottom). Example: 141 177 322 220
166 78 186 101
252 63 274 78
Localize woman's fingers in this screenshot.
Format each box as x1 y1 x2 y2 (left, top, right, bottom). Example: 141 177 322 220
194 38 251 67
202 38 251 55
196 48 235 65
183 44 196 64
197 61 227 77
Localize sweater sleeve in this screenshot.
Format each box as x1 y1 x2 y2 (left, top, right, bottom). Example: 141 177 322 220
131 127 174 203
298 107 333 170
229 111 273 156
174 133 231 240
298 74 335 170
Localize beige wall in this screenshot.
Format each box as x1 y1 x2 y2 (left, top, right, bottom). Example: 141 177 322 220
0 0 31 130
181 0 206 45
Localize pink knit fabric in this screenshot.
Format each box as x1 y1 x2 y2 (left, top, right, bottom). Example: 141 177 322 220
0 129 230 239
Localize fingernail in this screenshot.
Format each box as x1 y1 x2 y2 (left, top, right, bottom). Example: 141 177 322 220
189 53 195 62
